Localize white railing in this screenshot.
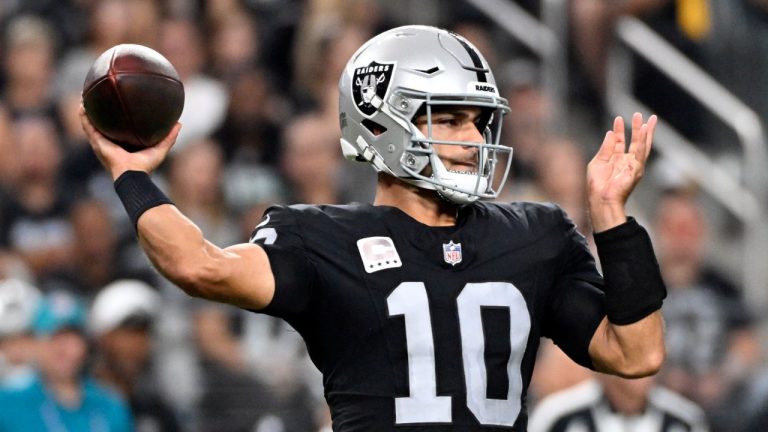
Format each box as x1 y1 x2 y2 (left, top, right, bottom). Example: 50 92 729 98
464 0 568 131
607 17 768 309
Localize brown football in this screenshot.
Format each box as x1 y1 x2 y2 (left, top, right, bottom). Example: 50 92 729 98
82 44 184 152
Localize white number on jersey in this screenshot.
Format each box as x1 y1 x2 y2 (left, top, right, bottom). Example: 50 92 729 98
387 281 530 427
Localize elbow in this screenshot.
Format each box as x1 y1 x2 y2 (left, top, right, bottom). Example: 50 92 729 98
615 343 666 379
164 259 223 300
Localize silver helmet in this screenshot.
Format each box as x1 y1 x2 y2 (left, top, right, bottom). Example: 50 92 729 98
339 25 512 204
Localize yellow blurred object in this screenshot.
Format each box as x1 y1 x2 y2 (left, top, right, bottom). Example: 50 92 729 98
677 0 711 41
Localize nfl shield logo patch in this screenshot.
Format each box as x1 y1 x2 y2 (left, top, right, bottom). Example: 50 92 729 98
443 241 462 266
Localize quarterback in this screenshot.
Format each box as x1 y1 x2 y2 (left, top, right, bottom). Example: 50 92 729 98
80 25 666 431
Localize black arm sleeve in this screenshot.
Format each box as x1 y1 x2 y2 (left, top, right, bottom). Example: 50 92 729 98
259 245 316 317
247 206 316 318
594 217 667 325
543 208 606 369
546 279 606 369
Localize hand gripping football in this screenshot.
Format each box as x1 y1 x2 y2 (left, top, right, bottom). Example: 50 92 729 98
82 44 185 151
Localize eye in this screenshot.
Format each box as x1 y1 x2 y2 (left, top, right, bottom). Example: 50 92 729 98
434 116 460 127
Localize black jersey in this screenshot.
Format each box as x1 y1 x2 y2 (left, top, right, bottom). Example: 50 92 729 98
250 201 606 431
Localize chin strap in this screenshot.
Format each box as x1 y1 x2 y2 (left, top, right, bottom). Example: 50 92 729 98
429 154 484 205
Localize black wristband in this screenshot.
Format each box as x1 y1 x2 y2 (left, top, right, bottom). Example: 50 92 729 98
594 217 667 325
114 171 173 232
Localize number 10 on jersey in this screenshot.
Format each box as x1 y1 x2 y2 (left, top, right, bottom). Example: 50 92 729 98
387 281 530 427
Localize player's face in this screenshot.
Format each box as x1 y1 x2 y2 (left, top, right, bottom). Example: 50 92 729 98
413 106 485 173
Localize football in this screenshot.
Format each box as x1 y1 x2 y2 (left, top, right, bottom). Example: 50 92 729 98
82 44 184 152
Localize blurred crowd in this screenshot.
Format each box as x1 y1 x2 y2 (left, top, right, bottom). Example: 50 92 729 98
0 1 767 431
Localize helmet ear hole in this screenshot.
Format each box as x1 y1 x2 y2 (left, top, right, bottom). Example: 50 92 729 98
361 119 387 136
476 109 493 132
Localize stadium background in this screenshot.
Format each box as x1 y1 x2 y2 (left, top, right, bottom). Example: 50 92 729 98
1 0 767 431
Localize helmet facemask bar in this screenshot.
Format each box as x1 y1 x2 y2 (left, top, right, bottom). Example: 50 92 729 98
390 90 512 203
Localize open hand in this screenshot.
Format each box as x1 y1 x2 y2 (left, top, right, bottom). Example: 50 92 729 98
587 113 657 232
78 104 181 180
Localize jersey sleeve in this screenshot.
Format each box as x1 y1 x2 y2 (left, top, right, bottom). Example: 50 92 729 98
541 208 606 369
248 205 317 318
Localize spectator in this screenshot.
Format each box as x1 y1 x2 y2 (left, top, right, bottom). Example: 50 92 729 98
158 17 228 150
0 115 73 280
167 138 240 247
194 304 319 432
42 198 155 299
1 14 58 120
533 137 589 230
528 339 592 405
124 0 161 49
90 279 182 432
0 105 14 187
280 114 344 204
529 373 709 432
498 58 553 184
0 290 133 431
207 10 261 83
291 16 370 116
653 188 761 431
215 67 285 167
0 278 41 389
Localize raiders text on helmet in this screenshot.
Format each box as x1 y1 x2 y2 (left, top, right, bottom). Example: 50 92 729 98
339 25 512 204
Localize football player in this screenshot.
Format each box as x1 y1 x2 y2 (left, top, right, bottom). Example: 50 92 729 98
79 25 666 431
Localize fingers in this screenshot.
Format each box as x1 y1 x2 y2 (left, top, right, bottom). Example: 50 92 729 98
629 123 648 161
613 116 625 144
78 104 105 150
78 104 95 136
627 112 644 155
594 130 616 162
627 112 658 162
644 114 658 158
79 104 110 145
612 116 625 153
594 116 625 162
155 122 182 154
594 113 657 163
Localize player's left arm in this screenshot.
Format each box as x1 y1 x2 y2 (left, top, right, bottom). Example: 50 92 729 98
585 113 666 378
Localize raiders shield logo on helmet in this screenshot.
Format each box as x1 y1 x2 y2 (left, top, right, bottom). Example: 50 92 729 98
352 61 395 117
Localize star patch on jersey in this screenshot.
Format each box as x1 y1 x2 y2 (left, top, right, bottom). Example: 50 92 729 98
443 241 462 266
357 236 402 273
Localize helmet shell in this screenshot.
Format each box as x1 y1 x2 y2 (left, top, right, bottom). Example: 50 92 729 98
339 25 511 204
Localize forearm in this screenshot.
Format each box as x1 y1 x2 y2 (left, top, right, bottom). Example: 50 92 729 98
136 203 211 290
112 171 274 308
589 201 627 233
590 312 665 377
589 217 667 376
113 170 214 292
136 203 275 308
